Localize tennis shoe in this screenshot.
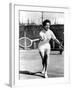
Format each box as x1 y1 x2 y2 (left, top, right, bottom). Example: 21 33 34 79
41 69 45 74
44 72 48 78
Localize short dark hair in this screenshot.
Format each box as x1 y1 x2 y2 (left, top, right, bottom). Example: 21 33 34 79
42 19 51 26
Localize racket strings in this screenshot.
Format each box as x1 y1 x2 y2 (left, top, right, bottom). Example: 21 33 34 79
19 37 37 48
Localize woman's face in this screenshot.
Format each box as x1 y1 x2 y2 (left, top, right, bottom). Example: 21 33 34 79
44 22 50 30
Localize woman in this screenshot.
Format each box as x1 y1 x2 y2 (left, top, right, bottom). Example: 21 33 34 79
38 19 62 78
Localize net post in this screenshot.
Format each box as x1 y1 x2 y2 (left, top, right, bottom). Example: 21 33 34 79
24 31 27 50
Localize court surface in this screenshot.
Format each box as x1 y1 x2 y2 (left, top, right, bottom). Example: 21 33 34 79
19 49 64 79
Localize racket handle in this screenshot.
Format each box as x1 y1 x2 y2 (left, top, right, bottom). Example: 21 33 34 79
39 37 44 41
33 38 40 42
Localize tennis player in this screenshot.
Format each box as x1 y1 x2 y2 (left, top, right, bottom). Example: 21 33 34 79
38 19 62 78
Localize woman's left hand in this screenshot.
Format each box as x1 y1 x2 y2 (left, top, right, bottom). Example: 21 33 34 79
59 43 64 50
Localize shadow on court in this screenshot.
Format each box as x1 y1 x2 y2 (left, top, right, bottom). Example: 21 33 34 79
19 70 64 79
19 71 45 78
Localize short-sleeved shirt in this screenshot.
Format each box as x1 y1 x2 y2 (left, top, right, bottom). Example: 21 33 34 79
38 29 56 51
40 29 56 41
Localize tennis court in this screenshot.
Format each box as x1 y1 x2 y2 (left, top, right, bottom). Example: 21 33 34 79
19 49 64 79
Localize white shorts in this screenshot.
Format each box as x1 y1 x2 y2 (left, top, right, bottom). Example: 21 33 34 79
38 41 50 57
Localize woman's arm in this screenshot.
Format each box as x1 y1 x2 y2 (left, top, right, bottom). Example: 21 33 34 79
39 31 45 41
54 38 63 48
54 38 60 45
51 31 62 46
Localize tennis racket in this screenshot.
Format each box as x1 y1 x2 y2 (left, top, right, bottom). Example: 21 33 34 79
19 37 40 48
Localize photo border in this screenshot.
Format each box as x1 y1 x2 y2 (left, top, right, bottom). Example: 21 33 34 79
9 3 70 87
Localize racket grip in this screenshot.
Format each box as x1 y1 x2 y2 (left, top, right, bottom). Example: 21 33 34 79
40 38 43 41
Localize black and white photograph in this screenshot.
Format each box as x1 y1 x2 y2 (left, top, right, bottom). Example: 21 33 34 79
9 3 70 87
19 9 64 79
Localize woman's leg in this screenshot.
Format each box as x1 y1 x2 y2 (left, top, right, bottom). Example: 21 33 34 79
43 50 48 78
39 50 45 74
39 49 49 78
44 50 48 72
44 48 50 78
39 51 44 68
